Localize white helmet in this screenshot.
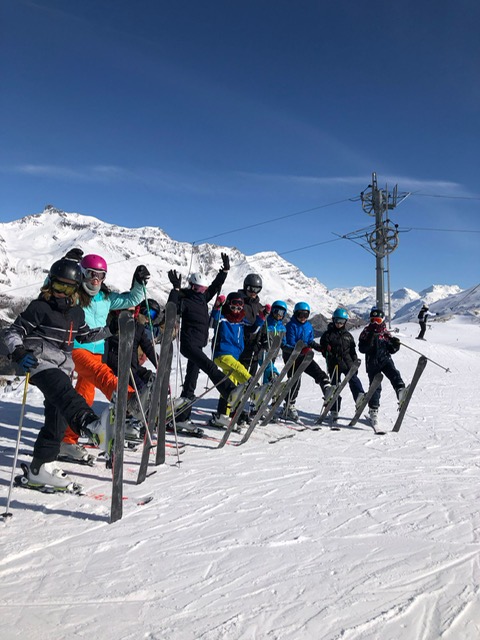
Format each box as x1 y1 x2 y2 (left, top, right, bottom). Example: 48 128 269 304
189 272 209 288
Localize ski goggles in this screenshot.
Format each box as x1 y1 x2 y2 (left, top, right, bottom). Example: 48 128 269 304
370 316 384 324
148 308 159 320
228 299 244 312
51 280 78 296
83 268 106 281
295 311 310 319
272 307 286 318
334 319 346 326
246 285 262 294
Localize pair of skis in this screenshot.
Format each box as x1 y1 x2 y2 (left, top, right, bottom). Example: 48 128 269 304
347 356 427 435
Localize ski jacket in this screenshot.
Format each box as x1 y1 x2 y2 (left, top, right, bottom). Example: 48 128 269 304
4 295 111 376
283 317 317 353
320 322 358 374
234 289 265 360
418 309 435 323
259 315 287 349
169 269 227 349
104 317 157 376
358 323 399 372
74 280 145 354
213 317 245 361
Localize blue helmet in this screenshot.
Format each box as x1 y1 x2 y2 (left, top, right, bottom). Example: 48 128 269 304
294 301 310 315
332 308 349 321
271 300 287 313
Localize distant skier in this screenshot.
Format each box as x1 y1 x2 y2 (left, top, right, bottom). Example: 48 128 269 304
358 308 406 427
416 304 435 340
320 308 365 422
281 302 332 422
2 259 113 490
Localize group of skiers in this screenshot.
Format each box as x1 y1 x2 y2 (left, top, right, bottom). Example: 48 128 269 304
2 247 410 491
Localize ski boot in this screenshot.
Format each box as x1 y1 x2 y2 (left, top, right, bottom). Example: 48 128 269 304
58 442 96 466
15 460 83 494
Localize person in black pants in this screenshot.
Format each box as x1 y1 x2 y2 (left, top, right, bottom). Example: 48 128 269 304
417 304 435 340
2 258 113 489
358 308 406 423
167 253 237 425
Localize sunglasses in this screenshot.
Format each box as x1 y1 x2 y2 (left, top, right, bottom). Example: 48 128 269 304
230 304 243 313
246 285 262 294
84 269 106 281
51 280 78 296
371 316 384 324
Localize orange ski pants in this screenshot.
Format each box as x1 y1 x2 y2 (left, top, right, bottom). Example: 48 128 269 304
62 349 134 445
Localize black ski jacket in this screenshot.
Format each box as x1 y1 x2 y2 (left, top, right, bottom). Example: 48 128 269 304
358 323 399 372
169 269 227 349
320 322 358 374
4 295 111 376
104 317 157 376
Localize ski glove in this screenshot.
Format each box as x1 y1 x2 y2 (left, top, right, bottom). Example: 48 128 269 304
214 294 226 309
388 336 400 354
11 347 39 372
221 252 230 271
310 342 323 352
168 269 181 289
64 248 84 262
133 265 150 285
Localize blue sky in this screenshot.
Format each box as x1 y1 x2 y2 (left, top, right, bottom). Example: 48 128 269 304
1 0 479 292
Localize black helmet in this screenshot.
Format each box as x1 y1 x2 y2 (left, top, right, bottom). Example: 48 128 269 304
370 308 385 319
140 298 161 321
49 259 82 284
243 273 262 292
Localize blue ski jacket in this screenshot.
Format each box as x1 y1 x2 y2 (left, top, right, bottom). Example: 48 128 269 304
213 318 245 361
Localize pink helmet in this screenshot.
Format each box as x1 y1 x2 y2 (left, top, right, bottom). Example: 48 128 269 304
80 254 108 274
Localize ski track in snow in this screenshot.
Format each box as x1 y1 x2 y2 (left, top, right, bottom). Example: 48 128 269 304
1 321 480 639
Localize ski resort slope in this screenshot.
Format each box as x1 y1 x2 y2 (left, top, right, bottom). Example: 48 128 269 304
1 319 479 640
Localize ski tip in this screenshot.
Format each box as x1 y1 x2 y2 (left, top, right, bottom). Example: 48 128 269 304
1 512 13 519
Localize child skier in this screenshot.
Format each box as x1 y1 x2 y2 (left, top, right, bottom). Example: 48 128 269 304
3 259 113 491
258 300 287 384
320 307 365 423
358 308 406 426
281 302 332 422
210 292 253 427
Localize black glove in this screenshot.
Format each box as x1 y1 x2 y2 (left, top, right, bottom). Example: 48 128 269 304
388 336 401 354
221 252 230 271
11 346 39 372
311 342 322 352
64 248 83 262
168 269 181 289
133 265 150 285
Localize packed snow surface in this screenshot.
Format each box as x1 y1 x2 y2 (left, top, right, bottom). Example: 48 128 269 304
1 319 480 640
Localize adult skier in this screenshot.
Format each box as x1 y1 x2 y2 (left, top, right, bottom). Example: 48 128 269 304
167 253 239 425
358 308 406 426
60 251 150 462
282 302 332 421
236 273 266 375
320 308 365 421
2 259 113 489
417 304 435 340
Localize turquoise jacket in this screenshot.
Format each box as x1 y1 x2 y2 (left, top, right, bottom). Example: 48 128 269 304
73 280 145 354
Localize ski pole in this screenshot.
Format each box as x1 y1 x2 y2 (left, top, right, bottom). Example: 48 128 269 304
2 373 30 519
399 341 450 373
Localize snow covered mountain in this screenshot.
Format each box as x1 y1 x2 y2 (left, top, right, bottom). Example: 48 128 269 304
0 207 341 323
0 206 475 323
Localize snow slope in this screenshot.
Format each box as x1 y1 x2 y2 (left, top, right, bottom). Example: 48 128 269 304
1 319 480 640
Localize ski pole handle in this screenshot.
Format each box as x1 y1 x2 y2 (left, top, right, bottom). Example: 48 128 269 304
399 341 450 372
